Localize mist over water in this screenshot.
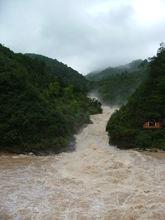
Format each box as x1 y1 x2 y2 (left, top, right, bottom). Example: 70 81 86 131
0 106 165 220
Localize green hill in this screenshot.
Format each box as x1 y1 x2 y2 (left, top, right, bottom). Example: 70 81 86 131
86 59 144 81
0 44 101 154
87 60 148 106
26 53 88 92
106 46 165 150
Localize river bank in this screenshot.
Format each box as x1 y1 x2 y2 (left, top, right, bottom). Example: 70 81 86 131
0 106 165 219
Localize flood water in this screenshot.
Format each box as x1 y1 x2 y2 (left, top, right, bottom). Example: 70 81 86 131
0 106 165 220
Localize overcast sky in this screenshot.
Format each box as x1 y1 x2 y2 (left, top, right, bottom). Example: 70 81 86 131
0 0 165 74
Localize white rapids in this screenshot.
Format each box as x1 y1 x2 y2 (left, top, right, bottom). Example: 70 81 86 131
0 106 165 220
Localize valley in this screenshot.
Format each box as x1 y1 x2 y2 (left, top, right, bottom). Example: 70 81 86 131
0 106 164 220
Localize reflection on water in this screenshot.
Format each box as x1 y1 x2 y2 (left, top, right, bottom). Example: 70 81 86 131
0 106 165 220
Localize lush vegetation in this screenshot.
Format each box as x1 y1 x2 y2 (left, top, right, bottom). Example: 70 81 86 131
87 60 143 81
0 44 102 154
26 53 90 93
87 60 148 106
106 46 165 150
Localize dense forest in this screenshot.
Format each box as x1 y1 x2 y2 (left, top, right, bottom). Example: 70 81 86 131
26 53 90 93
0 44 102 154
86 60 148 106
87 59 144 81
106 45 165 150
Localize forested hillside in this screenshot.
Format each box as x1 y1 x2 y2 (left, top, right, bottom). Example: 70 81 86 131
26 53 89 92
87 60 148 106
106 46 165 150
87 60 144 81
0 44 102 154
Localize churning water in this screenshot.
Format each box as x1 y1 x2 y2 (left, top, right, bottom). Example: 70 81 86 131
0 106 165 220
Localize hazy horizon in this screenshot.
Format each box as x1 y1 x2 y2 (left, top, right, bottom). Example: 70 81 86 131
0 0 164 74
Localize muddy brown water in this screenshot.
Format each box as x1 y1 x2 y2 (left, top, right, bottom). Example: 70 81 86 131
0 106 165 220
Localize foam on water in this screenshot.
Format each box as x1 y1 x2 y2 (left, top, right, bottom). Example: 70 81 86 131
0 106 165 220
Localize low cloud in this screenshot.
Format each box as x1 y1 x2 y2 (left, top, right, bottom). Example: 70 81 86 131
0 0 165 74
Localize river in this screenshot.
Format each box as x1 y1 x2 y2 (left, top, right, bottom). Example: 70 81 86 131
0 106 165 220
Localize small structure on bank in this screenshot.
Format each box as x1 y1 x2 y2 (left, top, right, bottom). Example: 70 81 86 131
143 120 162 129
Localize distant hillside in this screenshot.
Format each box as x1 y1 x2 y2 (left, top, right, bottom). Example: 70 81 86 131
0 44 102 154
87 60 148 106
87 59 143 81
106 46 165 150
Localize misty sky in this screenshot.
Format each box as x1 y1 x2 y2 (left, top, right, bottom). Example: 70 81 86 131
0 0 165 74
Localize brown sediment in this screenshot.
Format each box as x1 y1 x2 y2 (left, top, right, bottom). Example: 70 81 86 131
0 106 164 220
143 151 165 159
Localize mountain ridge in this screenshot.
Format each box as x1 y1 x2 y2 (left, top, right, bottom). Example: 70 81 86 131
87 59 144 81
